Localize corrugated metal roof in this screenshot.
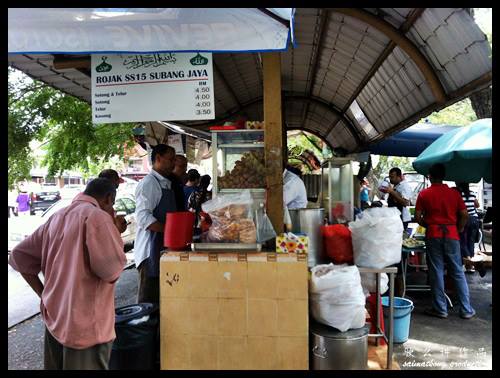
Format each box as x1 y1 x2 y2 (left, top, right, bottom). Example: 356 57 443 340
8 8 491 153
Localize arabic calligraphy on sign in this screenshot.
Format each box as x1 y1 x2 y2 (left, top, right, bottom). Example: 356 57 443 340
123 53 177 69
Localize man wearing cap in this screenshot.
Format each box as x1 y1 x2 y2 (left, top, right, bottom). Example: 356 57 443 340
9 178 126 369
98 169 127 234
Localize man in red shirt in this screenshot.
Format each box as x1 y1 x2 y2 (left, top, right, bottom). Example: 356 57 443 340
415 163 475 319
9 178 126 369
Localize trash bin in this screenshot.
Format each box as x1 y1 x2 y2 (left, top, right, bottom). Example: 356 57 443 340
382 297 414 343
109 303 159 370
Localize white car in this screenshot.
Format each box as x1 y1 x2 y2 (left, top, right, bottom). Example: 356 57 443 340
117 177 139 199
59 184 85 200
8 195 136 252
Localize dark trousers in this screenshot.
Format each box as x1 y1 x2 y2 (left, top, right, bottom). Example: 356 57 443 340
44 328 112 370
459 216 479 259
137 262 160 304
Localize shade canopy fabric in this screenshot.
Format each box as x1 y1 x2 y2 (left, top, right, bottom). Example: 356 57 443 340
412 118 492 183
8 8 294 54
367 123 460 157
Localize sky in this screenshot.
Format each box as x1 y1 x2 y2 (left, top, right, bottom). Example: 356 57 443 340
474 8 492 35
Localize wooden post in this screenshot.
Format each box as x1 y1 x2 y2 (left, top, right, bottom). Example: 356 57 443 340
263 53 284 233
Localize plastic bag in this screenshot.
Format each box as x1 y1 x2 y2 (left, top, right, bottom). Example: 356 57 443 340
256 206 276 243
360 272 389 297
322 224 353 264
202 190 256 243
309 263 366 332
348 207 403 268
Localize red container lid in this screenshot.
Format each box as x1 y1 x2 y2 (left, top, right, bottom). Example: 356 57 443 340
209 125 237 130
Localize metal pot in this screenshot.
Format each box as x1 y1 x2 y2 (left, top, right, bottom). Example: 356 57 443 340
288 208 325 268
310 321 369 370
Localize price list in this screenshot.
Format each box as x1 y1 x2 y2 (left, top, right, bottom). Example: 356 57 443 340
193 80 214 117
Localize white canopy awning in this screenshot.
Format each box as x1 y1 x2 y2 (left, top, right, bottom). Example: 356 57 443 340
8 8 295 54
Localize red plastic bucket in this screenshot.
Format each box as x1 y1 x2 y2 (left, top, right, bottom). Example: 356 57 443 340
164 211 195 250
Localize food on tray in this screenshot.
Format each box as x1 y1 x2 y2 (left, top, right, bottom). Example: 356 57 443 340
238 218 257 243
218 150 266 189
402 238 425 248
208 218 240 242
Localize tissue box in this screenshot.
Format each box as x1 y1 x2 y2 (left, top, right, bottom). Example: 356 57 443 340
276 233 309 254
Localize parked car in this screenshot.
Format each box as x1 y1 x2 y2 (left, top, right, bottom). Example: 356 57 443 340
8 194 137 252
59 184 86 200
117 177 139 199
29 185 61 215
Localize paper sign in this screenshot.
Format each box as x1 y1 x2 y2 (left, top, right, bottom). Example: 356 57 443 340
91 52 214 123
168 134 184 154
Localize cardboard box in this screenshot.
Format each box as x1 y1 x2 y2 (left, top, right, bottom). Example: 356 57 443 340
160 252 309 370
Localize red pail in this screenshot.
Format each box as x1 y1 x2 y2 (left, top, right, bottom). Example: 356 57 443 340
164 211 195 250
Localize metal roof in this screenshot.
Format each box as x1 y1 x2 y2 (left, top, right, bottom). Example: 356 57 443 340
8 8 491 153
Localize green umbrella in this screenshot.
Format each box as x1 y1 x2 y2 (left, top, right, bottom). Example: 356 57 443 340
412 118 492 183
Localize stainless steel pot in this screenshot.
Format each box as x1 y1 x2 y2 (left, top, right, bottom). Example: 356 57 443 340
310 321 369 370
288 208 325 268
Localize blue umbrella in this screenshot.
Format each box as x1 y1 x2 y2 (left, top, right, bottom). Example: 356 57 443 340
412 118 492 183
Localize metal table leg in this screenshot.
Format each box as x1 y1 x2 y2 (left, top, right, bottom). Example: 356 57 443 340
387 272 395 370
375 272 380 347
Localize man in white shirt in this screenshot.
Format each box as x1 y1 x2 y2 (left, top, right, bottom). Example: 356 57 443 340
386 167 413 230
283 167 308 209
134 144 177 303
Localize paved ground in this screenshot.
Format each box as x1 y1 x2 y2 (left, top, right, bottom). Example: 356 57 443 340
393 269 492 369
8 257 492 370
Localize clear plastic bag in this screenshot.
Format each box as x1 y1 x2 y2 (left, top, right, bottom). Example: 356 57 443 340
255 205 276 243
202 190 256 243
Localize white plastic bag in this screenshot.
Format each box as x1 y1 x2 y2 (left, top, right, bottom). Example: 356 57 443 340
348 207 403 268
360 272 389 297
309 263 366 332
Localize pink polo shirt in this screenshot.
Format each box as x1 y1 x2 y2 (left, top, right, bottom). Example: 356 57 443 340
9 193 125 349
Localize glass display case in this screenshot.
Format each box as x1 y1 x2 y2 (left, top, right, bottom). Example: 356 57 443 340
320 158 354 223
211 129 266 194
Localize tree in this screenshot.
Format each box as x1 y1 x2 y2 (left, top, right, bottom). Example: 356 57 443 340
8 68 137 188
422 98 477 126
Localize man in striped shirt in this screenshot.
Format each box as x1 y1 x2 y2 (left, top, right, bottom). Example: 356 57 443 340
455 182 482 275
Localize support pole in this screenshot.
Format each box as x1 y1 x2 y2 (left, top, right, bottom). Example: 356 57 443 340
263 53 284 233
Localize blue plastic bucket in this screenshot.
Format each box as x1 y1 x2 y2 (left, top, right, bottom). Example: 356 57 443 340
381 297 414 343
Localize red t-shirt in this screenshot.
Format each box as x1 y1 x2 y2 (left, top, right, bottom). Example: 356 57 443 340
415 183 466 240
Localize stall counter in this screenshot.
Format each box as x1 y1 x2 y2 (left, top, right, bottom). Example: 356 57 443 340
159 251 309 370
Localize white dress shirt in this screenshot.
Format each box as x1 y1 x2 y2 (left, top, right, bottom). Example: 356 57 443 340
134 169 172 268
283 169 308 209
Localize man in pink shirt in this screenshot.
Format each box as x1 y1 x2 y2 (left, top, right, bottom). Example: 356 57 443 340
9 178 126 370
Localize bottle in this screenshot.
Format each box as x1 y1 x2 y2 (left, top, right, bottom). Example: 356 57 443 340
284 206 292 233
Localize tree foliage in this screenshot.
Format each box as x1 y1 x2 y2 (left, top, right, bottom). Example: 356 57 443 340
8 68 136 189
287 131 332 173
421 98 477 126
